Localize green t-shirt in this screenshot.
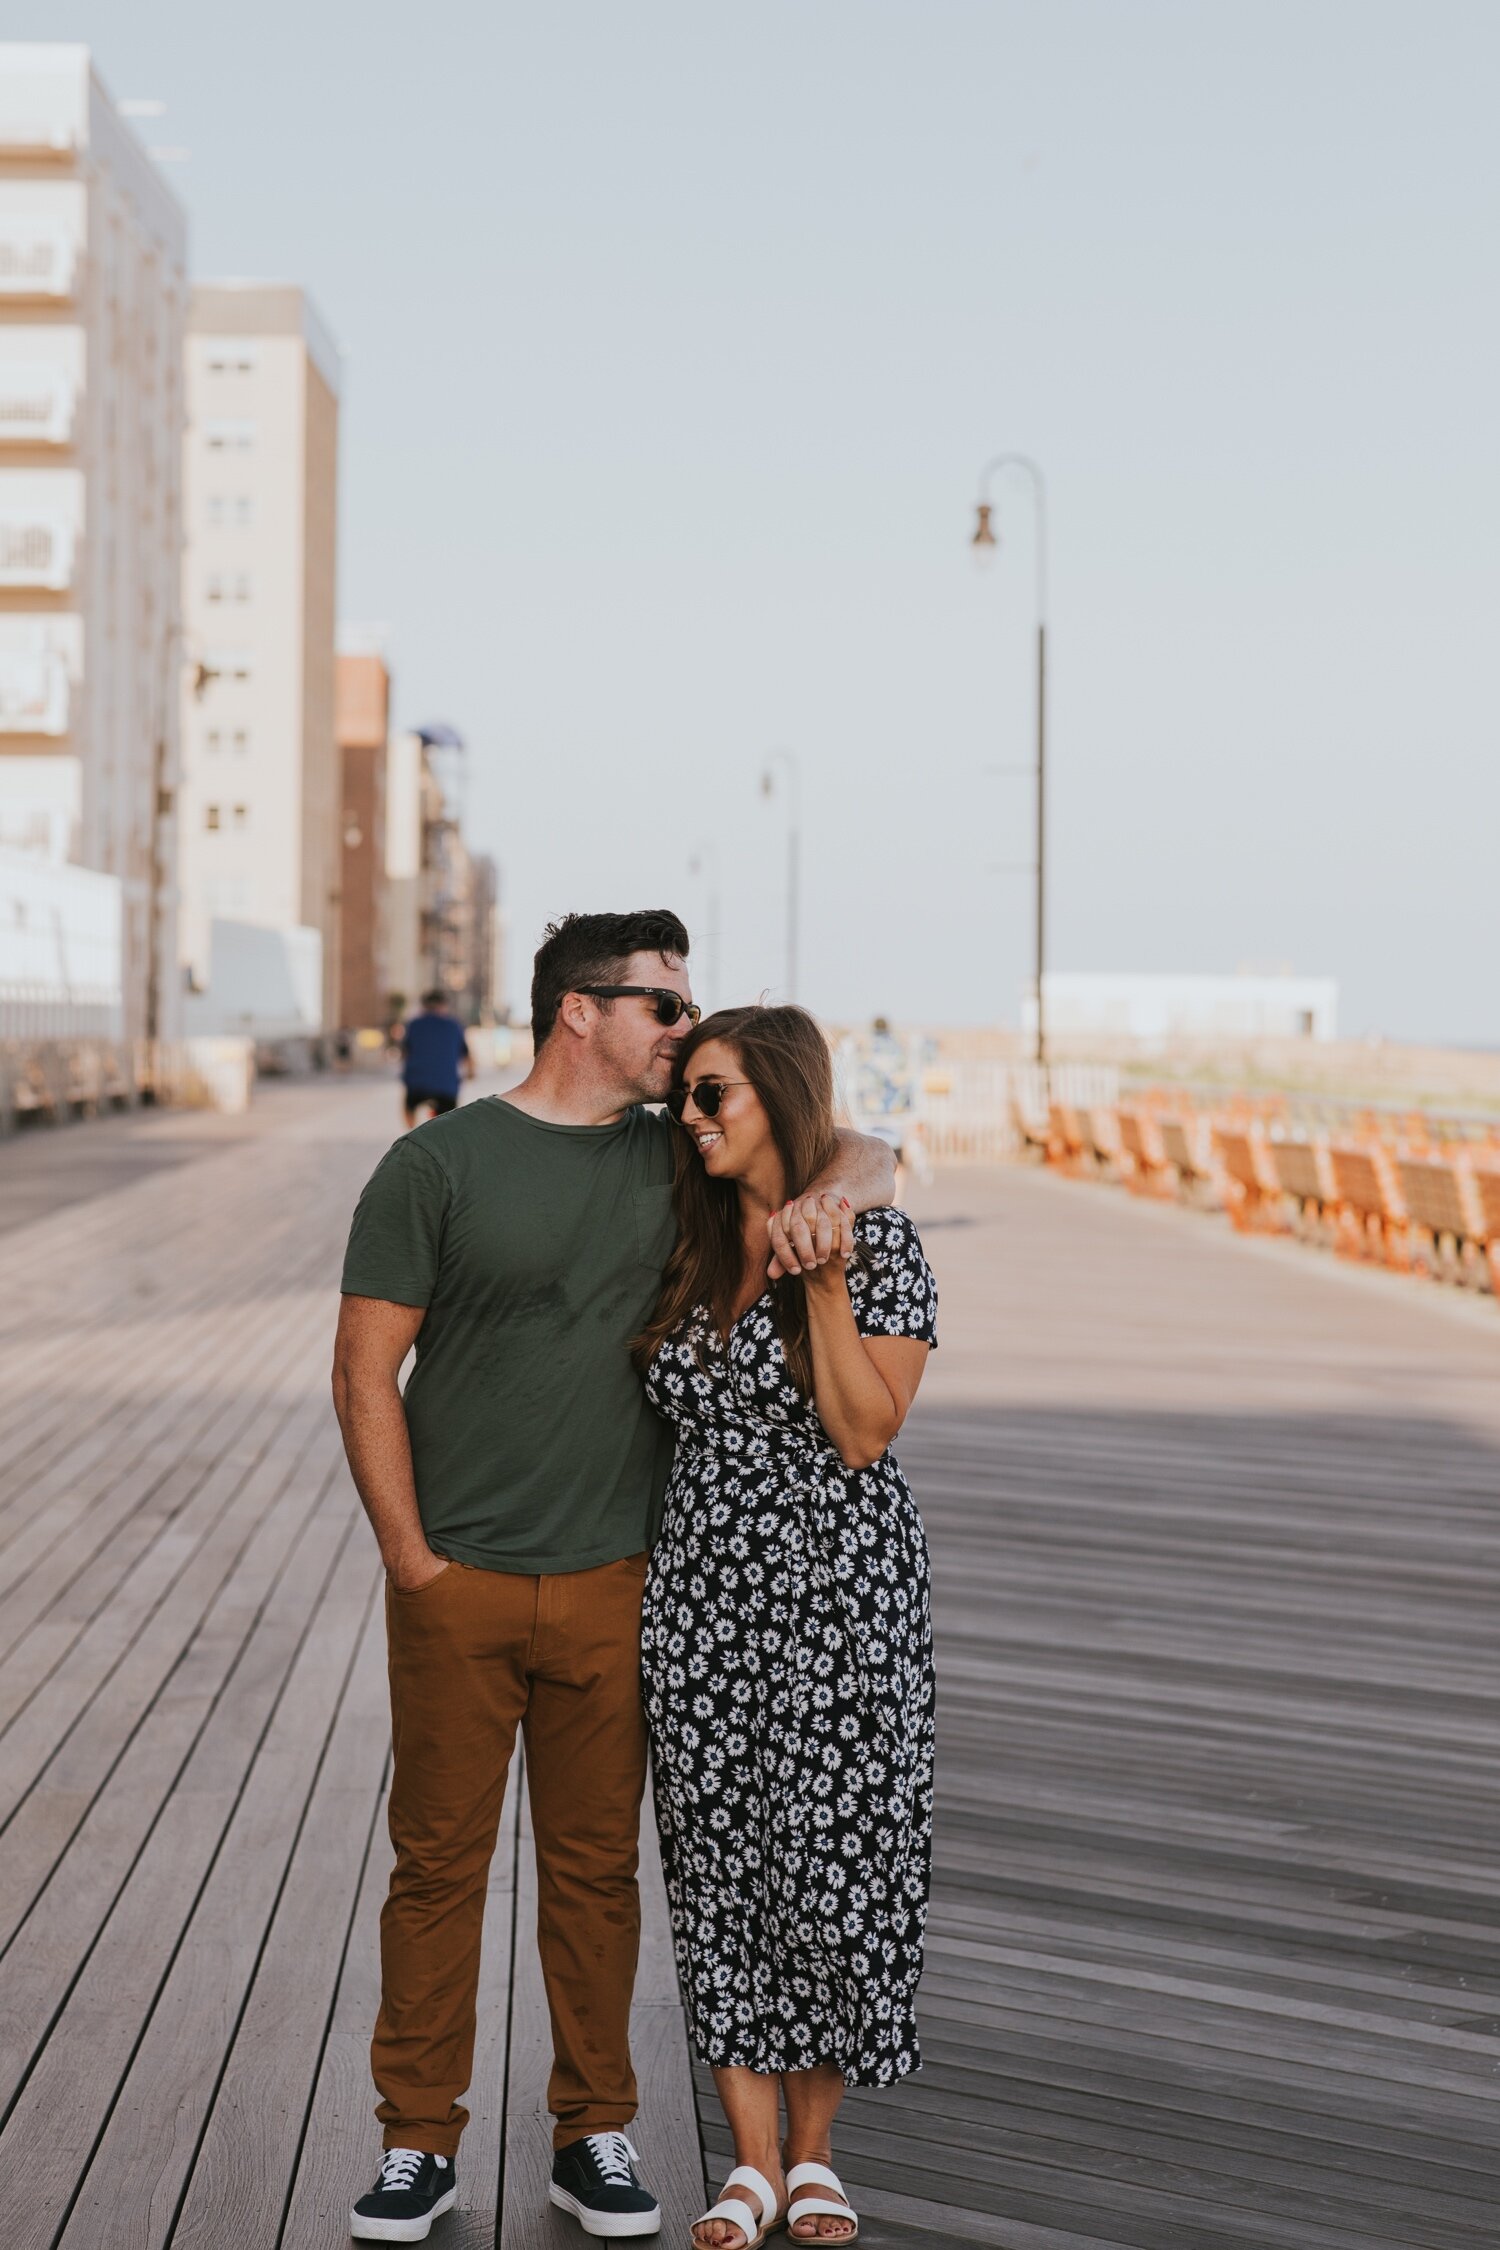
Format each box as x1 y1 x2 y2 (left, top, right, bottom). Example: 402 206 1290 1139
340 1096 677 1574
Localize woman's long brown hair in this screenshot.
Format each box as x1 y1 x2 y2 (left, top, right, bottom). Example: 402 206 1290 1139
633 1004 841 1397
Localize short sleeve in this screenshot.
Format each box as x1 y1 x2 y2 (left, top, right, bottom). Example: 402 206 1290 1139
340 1137 450 1307
633 1104 678 1183
847 1208 938 1348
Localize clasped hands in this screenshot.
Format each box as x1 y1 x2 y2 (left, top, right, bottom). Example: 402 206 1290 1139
766 1189 855 1282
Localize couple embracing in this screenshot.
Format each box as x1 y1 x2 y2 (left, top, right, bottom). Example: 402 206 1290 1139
333 910 938 2249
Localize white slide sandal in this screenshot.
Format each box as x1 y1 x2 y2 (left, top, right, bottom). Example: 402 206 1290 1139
690 2162 782 2249
785 2161 859 2243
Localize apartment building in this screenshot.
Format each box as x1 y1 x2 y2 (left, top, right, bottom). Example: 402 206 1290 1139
0 43 187 1040
178 282 340 1037
382 723 501 1023
335 628 390 1029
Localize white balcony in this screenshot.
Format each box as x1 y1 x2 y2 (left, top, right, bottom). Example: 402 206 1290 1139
0 364 77 446
0 641 71 734
0 222 78 301
0 515 76 590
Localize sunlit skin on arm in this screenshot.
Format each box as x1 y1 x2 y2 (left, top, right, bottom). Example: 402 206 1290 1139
331 1294 450 1591
802 1258 930 1470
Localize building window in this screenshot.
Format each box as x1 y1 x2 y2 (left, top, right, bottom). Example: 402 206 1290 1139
207 496 224 528
235 497 252 528
233 727 249 753
207 345 258 375
204 418 256 452
205 727 221 754
206 572 223 603
205 805 221 831
232 803 249 829
233 572 251 603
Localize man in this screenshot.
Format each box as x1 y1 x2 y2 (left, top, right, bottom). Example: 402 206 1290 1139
399 989 475 1128
333 911 895 2244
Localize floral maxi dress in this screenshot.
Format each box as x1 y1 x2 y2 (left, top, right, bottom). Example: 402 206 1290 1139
640 1207 938 2085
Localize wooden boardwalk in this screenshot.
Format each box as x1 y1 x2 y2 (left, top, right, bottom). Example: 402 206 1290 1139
2 1078 1496 2248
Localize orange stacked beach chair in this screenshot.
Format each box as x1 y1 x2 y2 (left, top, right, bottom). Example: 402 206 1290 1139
1267 1135 1335 1243
1158 1111 1217 1207
1211 1121 1281 1232
1327 1139 1406 1267
1047 1100 1086 1173
1116 1106 1173 1197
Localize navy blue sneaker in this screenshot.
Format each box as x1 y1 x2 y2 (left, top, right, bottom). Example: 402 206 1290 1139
550 2132 661 2237
351 2147 457 2241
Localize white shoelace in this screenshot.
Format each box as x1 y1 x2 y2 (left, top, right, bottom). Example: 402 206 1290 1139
379 2147 443 2191
586 2131 640 2186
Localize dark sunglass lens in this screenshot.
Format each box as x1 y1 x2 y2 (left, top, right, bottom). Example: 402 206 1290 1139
697 1081 725 1118
653 993 685 1025
666 1087 687 1120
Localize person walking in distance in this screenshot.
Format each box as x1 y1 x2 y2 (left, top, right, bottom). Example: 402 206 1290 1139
332 911 895 2244
399 989 474 1128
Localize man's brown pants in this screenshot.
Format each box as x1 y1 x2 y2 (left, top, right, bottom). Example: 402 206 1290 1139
372 1552 649 2157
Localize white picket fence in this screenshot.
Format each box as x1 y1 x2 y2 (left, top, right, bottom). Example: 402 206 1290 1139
916 1059 1121 1164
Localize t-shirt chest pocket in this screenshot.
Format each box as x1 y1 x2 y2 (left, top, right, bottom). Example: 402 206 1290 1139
632 1184 676 1273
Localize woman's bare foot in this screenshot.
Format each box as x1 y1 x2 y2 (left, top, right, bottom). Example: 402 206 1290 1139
691 2158 786 2250
784 2146 855 2242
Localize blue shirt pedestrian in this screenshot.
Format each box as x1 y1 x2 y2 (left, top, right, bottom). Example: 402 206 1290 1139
401 1006 471 1100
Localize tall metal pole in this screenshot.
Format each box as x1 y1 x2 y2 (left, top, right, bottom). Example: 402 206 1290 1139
973 455 1048 1076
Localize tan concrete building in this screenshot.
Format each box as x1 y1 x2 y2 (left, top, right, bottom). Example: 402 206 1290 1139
383 727 423 1018
0 43 187 1040
335 631 390 1029
178 282 340 1036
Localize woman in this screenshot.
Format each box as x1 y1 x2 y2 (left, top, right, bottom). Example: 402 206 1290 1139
636 1006 938 2250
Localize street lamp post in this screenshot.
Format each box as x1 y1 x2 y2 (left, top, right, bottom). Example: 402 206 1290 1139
760 750 800 1003
972 454 1048 1075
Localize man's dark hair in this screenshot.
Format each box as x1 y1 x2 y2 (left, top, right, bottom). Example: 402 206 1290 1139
530 910 690 1047
420 988 447 1010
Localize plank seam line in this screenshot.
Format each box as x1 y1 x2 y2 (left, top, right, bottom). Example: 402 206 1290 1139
0 1472 358 2150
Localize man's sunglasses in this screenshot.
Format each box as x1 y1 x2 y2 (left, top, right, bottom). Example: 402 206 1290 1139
666 1078 751 1122
576 985 701 1028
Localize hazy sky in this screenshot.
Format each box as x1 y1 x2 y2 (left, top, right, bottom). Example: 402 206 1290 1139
54 2 1500 1037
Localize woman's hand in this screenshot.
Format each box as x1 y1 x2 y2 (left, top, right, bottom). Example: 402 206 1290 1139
767 1192 854 1279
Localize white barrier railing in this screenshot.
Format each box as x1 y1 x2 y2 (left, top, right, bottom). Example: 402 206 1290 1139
916 1059 1120 1163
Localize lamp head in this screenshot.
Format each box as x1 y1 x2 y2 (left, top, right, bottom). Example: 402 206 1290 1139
972 500 999 556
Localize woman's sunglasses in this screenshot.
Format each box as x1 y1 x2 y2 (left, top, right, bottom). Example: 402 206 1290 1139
576 984 701 1028
666 1078 751 1123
